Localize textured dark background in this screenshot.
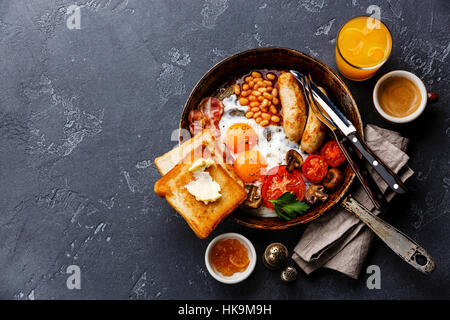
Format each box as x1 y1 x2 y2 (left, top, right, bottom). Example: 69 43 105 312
0 0 449 300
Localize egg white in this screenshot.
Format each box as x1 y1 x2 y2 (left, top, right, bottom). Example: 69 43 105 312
218 95 308 218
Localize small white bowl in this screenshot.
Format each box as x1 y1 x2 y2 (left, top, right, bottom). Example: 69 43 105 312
373 70 427 123
205 233 256 284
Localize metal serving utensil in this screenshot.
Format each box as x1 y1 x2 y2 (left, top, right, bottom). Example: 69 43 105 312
291 70 407 195
297 72 435 274
301 74 384 210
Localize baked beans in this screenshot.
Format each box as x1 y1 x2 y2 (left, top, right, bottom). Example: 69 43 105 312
235 70 282 126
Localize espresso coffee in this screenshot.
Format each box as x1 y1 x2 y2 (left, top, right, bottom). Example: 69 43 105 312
377 76 422 118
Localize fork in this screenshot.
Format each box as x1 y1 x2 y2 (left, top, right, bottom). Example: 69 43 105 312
301 76 435 274
301 75 384 210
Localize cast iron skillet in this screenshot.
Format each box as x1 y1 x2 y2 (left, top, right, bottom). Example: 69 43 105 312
179 47 363 229
179 47 435 274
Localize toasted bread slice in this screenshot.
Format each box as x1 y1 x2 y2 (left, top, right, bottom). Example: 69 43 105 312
154 129 243 186
154 151 247 239
154 129 216 175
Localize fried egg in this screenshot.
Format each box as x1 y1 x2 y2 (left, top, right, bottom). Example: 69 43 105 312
218 95 305 218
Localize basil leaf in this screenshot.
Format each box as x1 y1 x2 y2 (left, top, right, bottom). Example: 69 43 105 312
273 204 291 221
269 192 310 221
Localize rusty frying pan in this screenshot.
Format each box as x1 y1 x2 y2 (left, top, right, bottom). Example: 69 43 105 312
179 47 434 274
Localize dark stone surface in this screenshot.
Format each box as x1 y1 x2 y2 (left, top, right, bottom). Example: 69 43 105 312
0 0 449 300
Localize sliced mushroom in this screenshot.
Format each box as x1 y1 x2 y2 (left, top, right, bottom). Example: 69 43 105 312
305 185 328 205
243 185 263 209
286 150 304 173
323 168 344 192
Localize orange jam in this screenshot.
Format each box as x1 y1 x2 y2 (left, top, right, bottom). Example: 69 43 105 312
210 238 250 276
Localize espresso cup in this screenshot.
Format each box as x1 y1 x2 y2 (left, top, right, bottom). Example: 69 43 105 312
373 70 427 123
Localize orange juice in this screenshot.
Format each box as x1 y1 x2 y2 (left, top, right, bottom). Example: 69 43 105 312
336 16 392 81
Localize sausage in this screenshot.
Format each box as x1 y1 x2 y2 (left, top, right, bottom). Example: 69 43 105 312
300 86 328 154
278 72 307 141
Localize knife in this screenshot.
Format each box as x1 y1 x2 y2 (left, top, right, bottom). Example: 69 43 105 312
299 74 385 210
291 70 407 194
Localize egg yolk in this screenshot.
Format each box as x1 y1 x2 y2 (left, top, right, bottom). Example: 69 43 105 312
225 123 258 154
233 150 267 183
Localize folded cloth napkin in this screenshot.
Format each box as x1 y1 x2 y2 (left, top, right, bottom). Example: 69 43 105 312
292 124 414 279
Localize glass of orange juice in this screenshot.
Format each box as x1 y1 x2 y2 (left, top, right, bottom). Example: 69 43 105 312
336 16 392 81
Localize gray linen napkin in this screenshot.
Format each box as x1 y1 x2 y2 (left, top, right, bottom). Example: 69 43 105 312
292 124 414 279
